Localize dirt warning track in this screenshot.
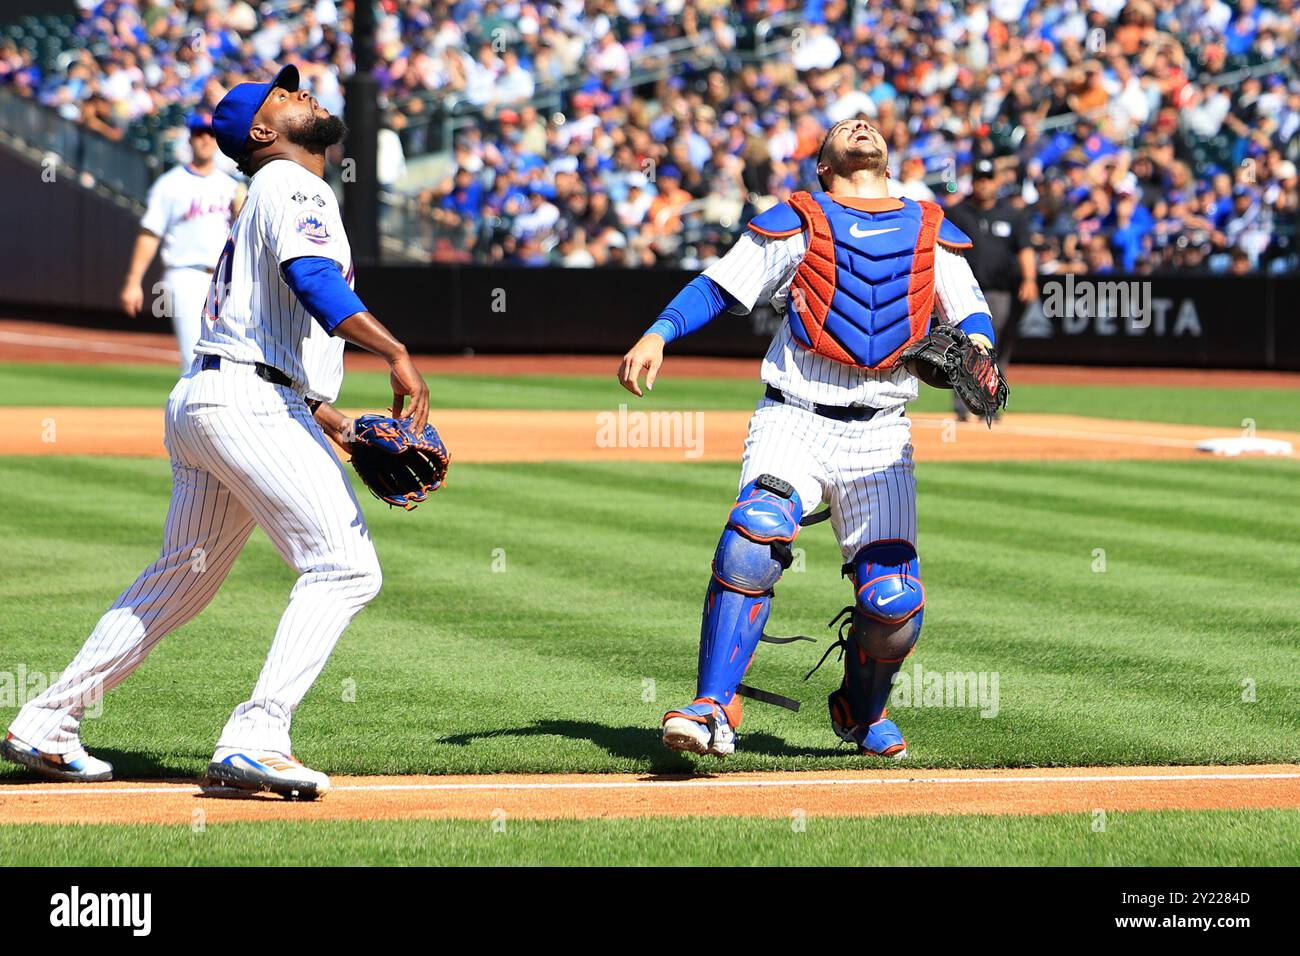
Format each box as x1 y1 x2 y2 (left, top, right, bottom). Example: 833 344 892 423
0 766 1297 825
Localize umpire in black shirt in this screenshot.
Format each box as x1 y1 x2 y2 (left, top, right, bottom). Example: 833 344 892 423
945 158 1037 419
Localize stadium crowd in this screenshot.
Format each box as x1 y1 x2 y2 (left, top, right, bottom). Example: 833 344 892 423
1 0 1297 274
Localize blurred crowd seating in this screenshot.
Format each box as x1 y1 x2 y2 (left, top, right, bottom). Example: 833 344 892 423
1 0 1296 273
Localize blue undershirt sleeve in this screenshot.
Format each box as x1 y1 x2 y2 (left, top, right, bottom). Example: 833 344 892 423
282 256 367 334
644 275 737 344
956 312 996 345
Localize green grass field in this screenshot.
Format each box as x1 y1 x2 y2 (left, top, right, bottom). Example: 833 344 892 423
1 809 1296 866
1 455 1297 778
1 360 1297 865
4 360 1300 431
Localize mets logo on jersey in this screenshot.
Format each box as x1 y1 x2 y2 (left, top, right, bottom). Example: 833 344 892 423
295 211 331 245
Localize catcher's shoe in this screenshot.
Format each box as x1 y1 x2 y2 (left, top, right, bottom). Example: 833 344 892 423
852 719 908 759
662 699 737 756
1 731 113 782
206 748 331 800
827 691 908 759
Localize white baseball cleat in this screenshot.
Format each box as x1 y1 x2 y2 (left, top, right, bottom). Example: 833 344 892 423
206 748 331 800
1 732 114 782
661 700 737 756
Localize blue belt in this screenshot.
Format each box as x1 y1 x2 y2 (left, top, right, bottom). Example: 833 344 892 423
200 354 293 388
764 385 881 422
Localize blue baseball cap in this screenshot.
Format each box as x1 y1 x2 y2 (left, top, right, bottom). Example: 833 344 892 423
186 111 214 132
212 64 299 161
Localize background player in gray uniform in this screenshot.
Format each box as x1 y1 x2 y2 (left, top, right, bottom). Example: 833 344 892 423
3 66 430 800
120 113 243 370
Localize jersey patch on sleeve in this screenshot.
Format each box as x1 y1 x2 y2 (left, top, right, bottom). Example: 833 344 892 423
295 210 332 245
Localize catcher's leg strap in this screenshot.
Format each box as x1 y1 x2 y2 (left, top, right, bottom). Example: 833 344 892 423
694 475 802 720
841 541 925 727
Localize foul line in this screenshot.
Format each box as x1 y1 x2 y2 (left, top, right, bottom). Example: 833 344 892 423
0 330 178 362
2 771 1297 799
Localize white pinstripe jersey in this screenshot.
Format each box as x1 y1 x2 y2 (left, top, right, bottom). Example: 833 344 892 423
703 230 989 408
197 159 351 404
140 164 239 270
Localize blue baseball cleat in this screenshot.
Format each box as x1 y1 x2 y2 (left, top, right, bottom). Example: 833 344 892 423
0 731 114 782
827 690 908 758
662 699 737 757
853 717 908 759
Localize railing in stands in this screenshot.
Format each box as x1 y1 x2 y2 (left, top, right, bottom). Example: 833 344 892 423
0 87 159 204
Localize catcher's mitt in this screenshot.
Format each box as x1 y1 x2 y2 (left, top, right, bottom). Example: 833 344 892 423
900 324 1010 427
347 414 450 510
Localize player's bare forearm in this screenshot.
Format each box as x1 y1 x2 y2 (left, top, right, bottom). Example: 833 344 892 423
120 231 161 315
332 311 430 432
311 401 354 451
332 310 405 360
618 331 665 397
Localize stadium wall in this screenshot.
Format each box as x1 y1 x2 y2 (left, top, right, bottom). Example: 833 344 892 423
0 142 163 326
359 266 1299 371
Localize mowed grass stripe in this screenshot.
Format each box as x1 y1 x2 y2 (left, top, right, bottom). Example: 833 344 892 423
0 809 1296 866
0 456 1296 777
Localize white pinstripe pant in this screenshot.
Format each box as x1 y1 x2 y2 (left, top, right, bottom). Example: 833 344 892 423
9 360 382 757
738 396 917 560
162 267 211 372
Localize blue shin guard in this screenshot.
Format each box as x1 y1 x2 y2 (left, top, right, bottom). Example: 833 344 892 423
689 476 802 727
830 541 924 739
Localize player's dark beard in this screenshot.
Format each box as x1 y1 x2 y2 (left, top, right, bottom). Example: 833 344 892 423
848 144 887 175
285 114 348 150
820 140 886 188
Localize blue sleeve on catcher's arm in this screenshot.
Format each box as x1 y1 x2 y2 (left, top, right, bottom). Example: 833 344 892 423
644 275 737 344
957 312 995 345
282 256 367 333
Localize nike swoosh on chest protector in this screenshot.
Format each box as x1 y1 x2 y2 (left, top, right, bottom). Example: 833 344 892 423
848 224 902 238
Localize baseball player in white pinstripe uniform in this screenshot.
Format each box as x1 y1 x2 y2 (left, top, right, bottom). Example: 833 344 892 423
3 66 431 799
121 113 243 370
619 118 996 759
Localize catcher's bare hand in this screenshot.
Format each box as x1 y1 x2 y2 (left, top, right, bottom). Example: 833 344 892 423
388 351 429 433
618 333 665 397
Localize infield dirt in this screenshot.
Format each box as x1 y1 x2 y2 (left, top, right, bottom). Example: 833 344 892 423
1 766 1298 825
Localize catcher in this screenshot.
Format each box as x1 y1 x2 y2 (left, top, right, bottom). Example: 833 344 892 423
619 119 1007 759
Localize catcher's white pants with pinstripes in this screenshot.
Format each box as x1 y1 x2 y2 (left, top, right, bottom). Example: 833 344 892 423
8 359 381 757
738 396 917 561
